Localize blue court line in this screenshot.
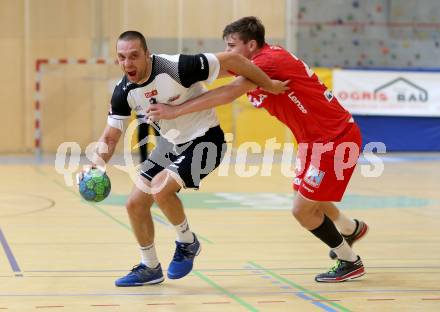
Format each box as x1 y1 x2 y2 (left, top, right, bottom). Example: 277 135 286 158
0 227 21 274
297 293 338 312
1 289 439 297
247 262 351 312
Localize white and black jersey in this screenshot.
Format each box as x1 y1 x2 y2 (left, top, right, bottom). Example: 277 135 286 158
108 53 220 144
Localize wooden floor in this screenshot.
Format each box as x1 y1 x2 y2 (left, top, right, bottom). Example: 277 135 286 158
0 154 439 311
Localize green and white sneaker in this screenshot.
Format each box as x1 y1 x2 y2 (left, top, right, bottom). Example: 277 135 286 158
315 256 365 283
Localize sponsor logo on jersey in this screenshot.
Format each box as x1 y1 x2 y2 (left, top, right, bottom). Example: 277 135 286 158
248 94 268 107
324 89 334 102
304 165 325 188
287 92 308 114
144 89 158 98
167 94 181 103
301 184 315 193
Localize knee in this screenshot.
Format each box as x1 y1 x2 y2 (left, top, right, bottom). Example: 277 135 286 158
291 204 306 222
291 202 317 226
126 197 144 216
126 195 152 217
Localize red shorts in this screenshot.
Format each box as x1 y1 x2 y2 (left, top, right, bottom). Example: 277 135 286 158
293 123 362 202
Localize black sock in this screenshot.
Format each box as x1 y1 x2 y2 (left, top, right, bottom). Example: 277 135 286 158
310 215 344 248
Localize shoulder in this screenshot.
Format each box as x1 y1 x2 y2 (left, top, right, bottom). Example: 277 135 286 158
149 54 181 84
159 53 215 87
113 75 135 94
111 76 133 107
154 54 180 63
254 45 286 63
252 48 278 75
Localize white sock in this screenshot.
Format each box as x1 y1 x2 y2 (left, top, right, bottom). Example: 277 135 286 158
174 218 194 243
140 243 159 268
331 240 358 262
333 213 357 236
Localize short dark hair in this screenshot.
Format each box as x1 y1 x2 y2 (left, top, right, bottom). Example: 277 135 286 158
223 16 265 48
117 30 148 52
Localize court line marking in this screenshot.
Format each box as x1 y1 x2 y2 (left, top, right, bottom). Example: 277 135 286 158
90 304 120 306
23 265 440 273
248 261 352 312
250 267 339 312
0 193 55 218
366 298 395 301
192 270 258 312
297 293 339 312
0 289 439 297
0 226 21 275
33 167 213 244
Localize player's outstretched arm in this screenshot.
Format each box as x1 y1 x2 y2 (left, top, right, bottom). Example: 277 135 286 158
215 52 288 95
148 76 270 121
94 125 122 165
77 125 122 181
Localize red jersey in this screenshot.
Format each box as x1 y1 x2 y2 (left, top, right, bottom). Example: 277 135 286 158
247 44 353 143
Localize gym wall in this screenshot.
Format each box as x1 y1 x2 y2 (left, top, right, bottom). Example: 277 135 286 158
0 0 286 153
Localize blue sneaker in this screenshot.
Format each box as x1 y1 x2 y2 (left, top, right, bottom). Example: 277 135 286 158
167 234 201 279
115 263 164 287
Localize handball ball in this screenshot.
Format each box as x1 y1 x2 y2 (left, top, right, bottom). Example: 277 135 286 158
78 168 111 202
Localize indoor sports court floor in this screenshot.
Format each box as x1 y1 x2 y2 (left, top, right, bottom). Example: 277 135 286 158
0 153 439 311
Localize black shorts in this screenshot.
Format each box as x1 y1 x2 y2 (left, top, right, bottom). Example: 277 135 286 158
140 125 226 189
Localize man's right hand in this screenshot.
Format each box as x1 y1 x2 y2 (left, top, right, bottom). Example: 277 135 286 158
147 103 179 122
76 165 97 184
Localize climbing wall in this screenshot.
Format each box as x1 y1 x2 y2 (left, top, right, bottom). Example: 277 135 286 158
297 0 440 68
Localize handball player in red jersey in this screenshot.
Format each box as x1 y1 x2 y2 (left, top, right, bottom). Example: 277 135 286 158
147 16 369 283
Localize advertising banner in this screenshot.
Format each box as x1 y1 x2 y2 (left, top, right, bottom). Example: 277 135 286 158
333 70 440 117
